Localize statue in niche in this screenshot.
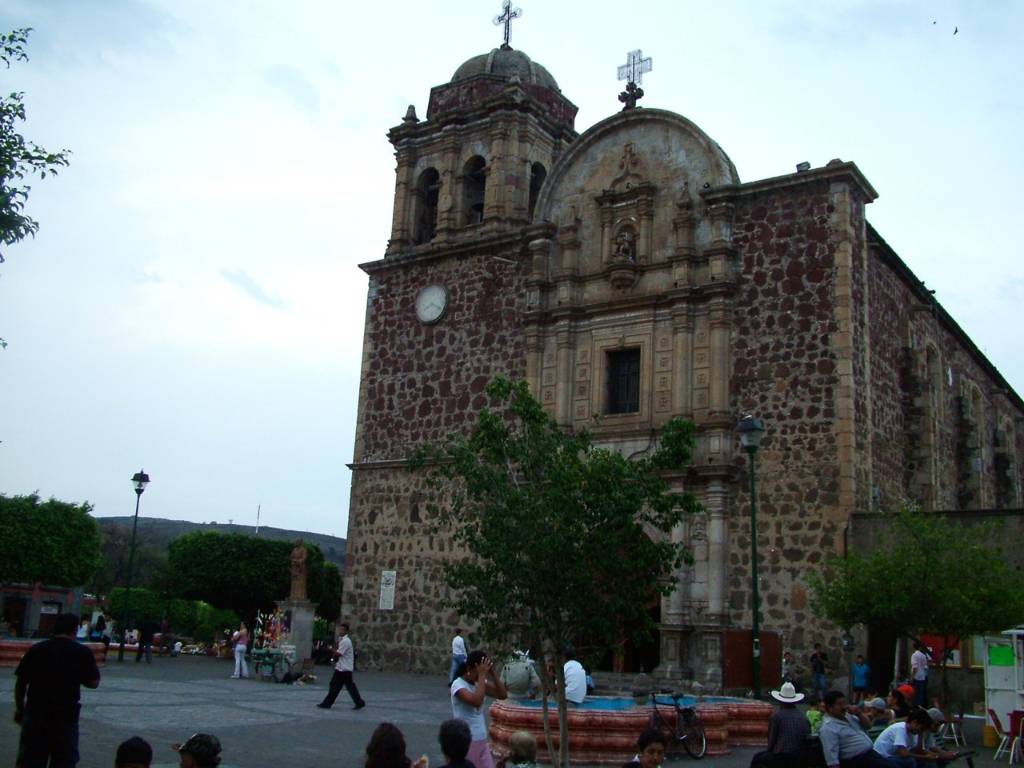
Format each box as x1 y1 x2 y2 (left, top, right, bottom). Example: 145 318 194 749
289 540 308 601
613 229 637 263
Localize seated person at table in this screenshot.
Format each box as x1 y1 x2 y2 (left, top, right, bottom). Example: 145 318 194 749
819 691 892 768
872 709 933 768
806 697 826 735
750 682 810 768
869 699 892 728
889 688 912 720
911 709 959 768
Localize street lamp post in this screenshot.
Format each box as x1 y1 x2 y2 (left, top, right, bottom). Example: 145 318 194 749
117 469 150 662
736 415 766 698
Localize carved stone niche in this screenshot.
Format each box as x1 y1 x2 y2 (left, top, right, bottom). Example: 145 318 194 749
595 143 657 290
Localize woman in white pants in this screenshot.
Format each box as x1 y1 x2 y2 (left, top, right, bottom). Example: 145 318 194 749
231 622 249 678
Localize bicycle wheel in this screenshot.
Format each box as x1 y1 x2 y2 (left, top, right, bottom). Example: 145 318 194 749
681 723 707 759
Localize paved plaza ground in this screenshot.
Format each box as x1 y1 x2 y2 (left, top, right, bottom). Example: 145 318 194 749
0 655 1004 768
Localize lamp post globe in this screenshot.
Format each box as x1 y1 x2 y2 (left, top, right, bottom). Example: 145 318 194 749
132 470 150 495
117 469 150 662
736 414 765 453
736 415 765 697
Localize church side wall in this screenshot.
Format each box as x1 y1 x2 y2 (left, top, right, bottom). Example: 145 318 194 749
861 243 908 506
864 248 1024 511
727 180 847 659
344 250 529 671
846 190 873 514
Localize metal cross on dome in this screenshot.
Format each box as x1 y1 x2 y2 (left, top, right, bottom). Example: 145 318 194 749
617 49 653 86
494 0 522 48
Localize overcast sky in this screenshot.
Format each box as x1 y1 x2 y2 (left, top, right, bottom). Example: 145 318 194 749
1 0 1021 538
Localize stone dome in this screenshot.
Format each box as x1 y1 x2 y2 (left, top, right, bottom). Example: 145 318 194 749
451 46 560 92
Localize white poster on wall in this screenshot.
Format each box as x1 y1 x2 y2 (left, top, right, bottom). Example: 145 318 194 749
379 570 397 610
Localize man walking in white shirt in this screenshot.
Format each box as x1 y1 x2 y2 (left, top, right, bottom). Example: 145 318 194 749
450 628 467 685
317 623 366 710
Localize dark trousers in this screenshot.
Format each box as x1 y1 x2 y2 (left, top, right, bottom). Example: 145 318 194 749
319 669 364 708
912 678 927 706
135 642 152 663
751 750 800 768
17 714 79 768
841 749 902 768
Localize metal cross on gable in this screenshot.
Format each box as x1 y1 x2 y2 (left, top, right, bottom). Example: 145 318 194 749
617 49 653 85
494 0 522 48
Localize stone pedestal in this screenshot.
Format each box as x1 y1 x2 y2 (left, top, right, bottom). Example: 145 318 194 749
276 598 316 665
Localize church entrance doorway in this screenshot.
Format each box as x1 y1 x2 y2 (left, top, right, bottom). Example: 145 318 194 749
723 629 782 690
593 595 661 674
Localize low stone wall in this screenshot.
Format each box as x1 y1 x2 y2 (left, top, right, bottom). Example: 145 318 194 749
0 639 108 668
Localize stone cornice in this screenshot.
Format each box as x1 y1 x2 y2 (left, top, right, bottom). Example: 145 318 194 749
524 278 738 324
702 160 879 204
361 222 557 274
388 80 578 146
347 459 412 471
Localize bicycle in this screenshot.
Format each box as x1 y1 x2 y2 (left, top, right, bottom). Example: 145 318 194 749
649 690 708 759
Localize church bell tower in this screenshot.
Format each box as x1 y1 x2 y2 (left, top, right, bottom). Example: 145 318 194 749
342 36 578 671
384 44 578 252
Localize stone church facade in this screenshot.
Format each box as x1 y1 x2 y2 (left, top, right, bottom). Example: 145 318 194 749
340 44 1024 685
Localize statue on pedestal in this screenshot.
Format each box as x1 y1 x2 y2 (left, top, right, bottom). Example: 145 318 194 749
289 540 308 601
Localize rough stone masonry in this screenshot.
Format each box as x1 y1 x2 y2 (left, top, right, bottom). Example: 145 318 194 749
340 43 1024 687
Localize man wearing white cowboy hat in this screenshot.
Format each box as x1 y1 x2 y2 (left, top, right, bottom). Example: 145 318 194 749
750 682 811 768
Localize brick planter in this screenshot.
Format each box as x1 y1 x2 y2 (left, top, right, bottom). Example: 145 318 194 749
0 639 108 668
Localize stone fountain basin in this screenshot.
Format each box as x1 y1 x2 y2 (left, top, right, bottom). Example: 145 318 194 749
489 694 772 764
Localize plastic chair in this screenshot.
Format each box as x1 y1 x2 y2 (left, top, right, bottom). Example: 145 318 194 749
940 714 966 747
1011 712 1024 765
992 710 1011 760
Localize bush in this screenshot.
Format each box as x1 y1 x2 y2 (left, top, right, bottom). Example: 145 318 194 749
103 589 237 643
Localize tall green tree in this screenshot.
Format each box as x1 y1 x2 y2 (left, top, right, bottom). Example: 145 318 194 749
0 493 101 586
411 377 700 767
105 588 238 643
318 562 343 623
166 532 333 625
88 521 167 596
1 28 70 264
809 506 1024 705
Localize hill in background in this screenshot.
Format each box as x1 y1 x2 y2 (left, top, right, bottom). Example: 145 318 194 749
93 516 346 569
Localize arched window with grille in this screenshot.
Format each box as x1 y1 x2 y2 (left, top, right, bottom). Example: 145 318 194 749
528 162 546 220
413 168 440 244
462 156 486 225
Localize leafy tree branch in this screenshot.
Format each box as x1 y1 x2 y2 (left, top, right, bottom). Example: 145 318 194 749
410 377 701 766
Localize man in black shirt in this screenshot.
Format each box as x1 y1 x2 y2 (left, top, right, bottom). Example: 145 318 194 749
14 612 101 768
136 619 156 664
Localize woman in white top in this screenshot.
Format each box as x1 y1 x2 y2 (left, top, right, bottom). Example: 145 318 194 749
230 621 249 679
450 649 509 768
